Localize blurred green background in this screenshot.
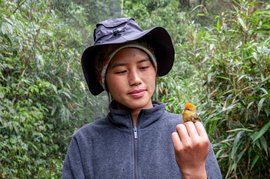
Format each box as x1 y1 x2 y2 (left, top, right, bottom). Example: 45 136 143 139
1 0 269 178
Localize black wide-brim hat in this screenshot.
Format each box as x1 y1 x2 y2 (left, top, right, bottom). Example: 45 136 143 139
81 17 175 95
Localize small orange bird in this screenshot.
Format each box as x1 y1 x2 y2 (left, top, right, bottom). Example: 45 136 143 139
182 103 201 123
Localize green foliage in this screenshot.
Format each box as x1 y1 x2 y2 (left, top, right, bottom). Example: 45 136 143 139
175 0 270 178
0 0 94 177
52 0 121 23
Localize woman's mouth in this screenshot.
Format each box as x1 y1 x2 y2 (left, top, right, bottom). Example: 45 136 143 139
128 89 146 98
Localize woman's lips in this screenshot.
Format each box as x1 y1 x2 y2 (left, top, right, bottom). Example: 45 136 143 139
128 89 146 98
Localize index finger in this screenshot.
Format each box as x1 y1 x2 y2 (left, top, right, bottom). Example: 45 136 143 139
194 121 207 137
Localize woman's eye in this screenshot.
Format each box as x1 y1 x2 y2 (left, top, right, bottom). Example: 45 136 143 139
115 70 127 74
140 66 149 70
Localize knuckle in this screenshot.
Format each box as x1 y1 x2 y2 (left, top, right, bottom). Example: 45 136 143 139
192 138 209 149
193 140 200 148
200 138 209 148
176 124 185 131
203 140 209 148
175 146 183 153
184 141 192 150
202 137 209 144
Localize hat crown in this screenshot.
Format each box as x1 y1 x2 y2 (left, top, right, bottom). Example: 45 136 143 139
94 17 143 45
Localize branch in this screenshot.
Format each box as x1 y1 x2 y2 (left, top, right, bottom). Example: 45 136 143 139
13 0 27 14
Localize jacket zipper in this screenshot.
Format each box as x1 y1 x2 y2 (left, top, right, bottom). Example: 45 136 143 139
133 127 138 179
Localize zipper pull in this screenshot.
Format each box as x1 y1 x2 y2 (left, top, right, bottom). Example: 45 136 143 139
134 128 138 139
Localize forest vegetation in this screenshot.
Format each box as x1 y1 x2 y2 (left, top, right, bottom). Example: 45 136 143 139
1 0 270 178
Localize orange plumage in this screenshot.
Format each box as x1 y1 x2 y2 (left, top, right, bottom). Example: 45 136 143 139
181 103 200 123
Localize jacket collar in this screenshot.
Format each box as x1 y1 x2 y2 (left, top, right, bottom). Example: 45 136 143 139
107 101 165 129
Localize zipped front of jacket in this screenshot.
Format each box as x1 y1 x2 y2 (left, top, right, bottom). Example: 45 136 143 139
130 111 140 179
133 127 138 179
131 110 144 179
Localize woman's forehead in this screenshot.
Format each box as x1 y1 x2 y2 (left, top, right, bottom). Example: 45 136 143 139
110 47 150 64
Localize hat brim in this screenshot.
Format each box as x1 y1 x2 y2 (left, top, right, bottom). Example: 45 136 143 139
81 27 175 95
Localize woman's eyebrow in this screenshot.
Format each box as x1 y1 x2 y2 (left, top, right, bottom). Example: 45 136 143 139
137 59 151 64
110 62 127 68
110 58 151 68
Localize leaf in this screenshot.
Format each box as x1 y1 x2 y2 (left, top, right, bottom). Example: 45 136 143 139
197 13 205 17
237 16 247 31
62 91 71 99
231 131 244 159
257 98 265 116
251 155 259 170
259 136 268 156
51 85 58 94
236 148 246 164
217 76 230 81
51 106 57 116
216 16 221 31
247 101 254 109
1 22 14 34
227 128 253 133
260 88 268 96
251 120 270 142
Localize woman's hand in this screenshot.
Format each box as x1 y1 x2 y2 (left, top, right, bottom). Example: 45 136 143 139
171 121 209 179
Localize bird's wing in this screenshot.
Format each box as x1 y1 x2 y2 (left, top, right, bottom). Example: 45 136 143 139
191 113 201 122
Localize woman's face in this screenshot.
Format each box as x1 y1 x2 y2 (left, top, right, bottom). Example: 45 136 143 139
106 48 156 111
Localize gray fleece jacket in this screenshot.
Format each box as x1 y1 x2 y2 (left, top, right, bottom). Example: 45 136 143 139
62 102 222 179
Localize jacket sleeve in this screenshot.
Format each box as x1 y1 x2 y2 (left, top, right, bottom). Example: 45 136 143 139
62 137 85 179
205 143 222 179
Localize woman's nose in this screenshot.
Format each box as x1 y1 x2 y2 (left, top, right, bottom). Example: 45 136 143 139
128 69 142 86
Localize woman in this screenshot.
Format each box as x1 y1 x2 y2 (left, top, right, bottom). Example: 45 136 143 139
62 17 222 179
